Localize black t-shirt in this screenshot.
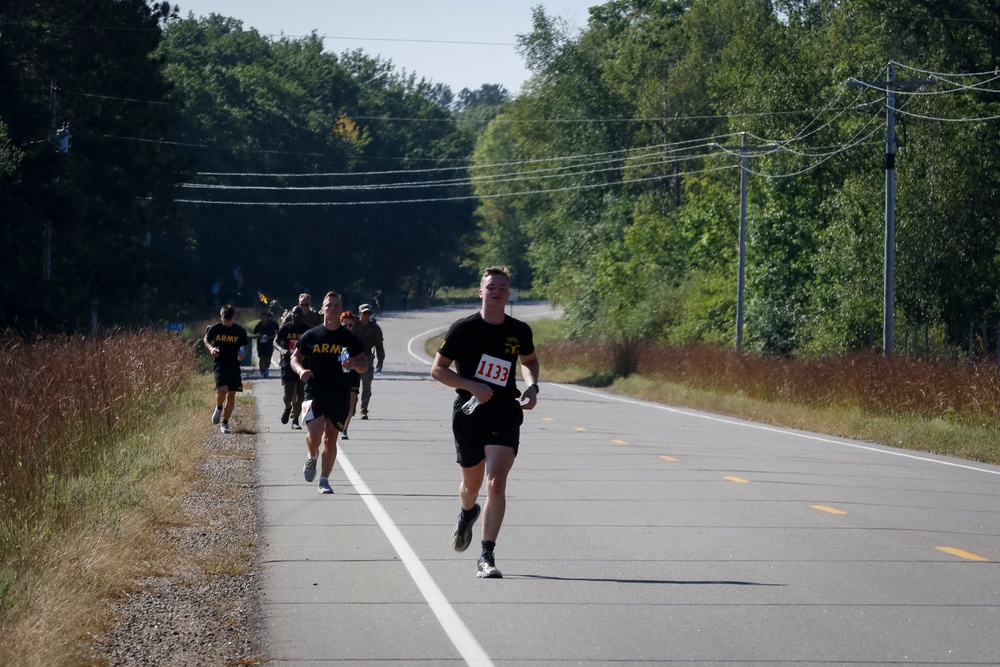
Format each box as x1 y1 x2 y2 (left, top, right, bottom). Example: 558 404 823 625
276 321 310 378
274 322 309 368
438 312 534 403
205 322 248 367
296 324 367 397
253 320 279 349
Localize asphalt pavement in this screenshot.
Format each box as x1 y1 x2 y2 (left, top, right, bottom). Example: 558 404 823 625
252 303 1000 666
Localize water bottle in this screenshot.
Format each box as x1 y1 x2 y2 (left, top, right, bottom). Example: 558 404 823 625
461 396 481 415
339 349 350 372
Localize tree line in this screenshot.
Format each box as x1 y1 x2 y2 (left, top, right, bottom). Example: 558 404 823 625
474 0 1000 355
1 1 503 332
3 1 1000 357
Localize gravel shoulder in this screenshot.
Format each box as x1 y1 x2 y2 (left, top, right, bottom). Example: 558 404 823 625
90 401 264 666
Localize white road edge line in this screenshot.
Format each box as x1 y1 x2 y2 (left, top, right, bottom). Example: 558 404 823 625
338 448 494 667
408 327 446 366
555 383 1000 477
412 316 998 477
408 308 561 367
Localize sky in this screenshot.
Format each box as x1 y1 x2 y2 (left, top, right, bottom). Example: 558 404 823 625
173 1 600 96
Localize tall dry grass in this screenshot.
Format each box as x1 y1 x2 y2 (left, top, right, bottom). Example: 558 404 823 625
0 331 195 613
541 340 1000 428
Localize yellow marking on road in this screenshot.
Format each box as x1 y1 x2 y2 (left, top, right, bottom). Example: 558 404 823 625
612 439 628 445
659 456 678 462
938 546 989 562
542 417 554 421
724 476 749 483
574 427 587 431
811 505 848 515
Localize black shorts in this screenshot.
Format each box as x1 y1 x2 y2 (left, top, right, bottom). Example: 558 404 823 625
452 396 523 467
214 363 243 392
301 392 350 431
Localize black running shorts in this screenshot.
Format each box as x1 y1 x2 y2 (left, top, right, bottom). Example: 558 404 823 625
301 393 350 432
214 363 243 392
451 396 523 467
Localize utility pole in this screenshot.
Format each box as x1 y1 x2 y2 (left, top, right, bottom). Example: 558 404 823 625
712 132 775 353
848 64 934 356
44 81 57 281
44 81 71 282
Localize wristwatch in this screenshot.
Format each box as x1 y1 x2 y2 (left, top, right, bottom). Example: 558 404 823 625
528 383 539 394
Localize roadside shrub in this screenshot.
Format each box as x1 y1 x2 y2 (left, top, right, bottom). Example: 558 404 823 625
0 331 195 559
539 340 1000 427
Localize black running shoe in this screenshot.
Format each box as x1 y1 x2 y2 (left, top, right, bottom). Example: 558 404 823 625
451 503 480 552
280 407 290 425
476 552 502 579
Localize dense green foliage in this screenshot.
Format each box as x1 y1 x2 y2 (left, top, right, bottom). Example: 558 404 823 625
0 2 490 331
160 15 483 311
4 0 1000 355
473 0 1000 354
1 1 183 331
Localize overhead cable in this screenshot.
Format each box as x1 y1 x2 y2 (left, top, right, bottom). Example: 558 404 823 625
174 164 739 206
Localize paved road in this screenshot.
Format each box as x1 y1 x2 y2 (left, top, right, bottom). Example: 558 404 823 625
253 303 1000 666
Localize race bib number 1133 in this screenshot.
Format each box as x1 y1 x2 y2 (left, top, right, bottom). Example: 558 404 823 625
474 353 512 387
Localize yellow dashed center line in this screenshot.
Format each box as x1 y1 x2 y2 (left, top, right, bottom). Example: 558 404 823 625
811 505 848 515
612 439 628 445
659 456 678 462
938 546 989 562
724 476 749 483
542 417 554 422
574 426 587 431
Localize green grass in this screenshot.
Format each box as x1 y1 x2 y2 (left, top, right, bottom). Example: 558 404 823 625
540 338 1000 466
0 372 219 667
425 315 1000 464
0 332 216 666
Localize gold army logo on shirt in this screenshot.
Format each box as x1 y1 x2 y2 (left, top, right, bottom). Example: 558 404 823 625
309 342 347 355
216 334 242 343
504 337 520 356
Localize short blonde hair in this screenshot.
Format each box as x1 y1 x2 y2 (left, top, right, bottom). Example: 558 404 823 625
481 265 510 284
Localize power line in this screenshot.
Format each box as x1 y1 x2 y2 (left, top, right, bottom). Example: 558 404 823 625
192 136 730 179
895 108 1000 122
180 148 715 194
311 34 515 47
174 92 899 197
61 89 175 107
352 106 869 124
892 61 1000 78
174 165 738 206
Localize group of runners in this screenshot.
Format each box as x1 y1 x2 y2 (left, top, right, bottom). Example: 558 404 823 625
202 266 540 579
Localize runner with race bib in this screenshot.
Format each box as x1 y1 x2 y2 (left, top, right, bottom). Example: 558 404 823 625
431 266 540 579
